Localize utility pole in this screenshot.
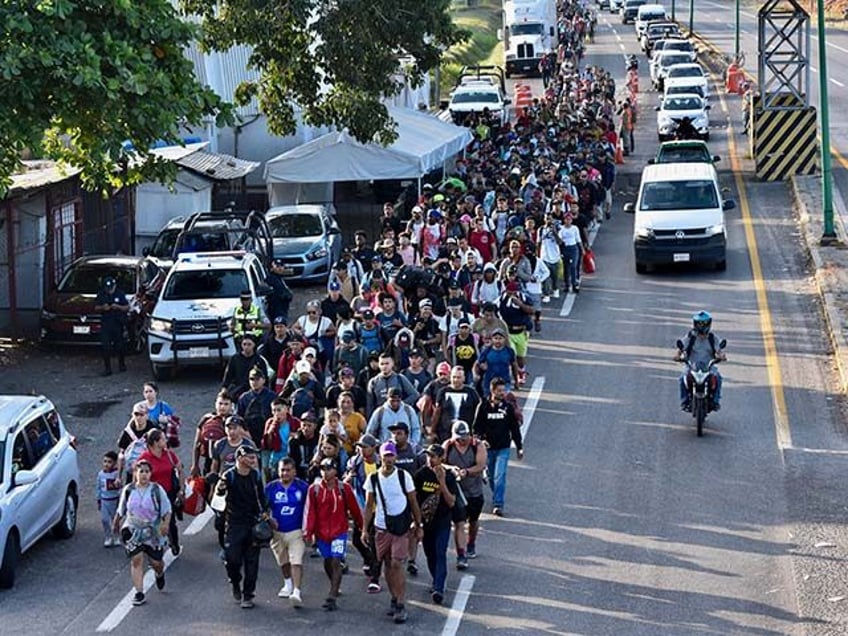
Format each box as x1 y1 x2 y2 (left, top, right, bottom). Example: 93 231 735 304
688 0 694 34
818 0 837 242
671 0 676 22
735 0 741 61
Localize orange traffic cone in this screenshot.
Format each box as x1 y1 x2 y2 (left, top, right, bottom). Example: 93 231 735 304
615 139 624 164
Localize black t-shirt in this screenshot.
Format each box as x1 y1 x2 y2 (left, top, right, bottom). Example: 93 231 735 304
414 466 459 530
224 468 266 524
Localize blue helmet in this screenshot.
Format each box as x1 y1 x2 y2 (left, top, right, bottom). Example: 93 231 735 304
692 310 712 334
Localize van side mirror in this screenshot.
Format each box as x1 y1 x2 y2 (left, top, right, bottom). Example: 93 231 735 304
549 26 555 37
623 202 635 214
712 155 721 162
647 158 656 164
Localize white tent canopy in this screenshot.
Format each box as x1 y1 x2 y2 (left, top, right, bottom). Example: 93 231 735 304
263 107 473 184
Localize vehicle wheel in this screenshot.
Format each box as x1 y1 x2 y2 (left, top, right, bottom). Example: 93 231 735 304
694 398 706 437
52 489 78 539
716 259 727 272
151 363 173 382
0 531 20 589
635 261 647 274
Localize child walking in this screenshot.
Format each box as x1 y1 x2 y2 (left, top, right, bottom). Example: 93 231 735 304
97 451 122 546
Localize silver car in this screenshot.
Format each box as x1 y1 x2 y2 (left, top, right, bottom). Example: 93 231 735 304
265 204 343 283
0 395 80 588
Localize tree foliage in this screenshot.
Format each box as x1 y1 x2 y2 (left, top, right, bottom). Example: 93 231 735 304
0 0 233 196
181 0 467 145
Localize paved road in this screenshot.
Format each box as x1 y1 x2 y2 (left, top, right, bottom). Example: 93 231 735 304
2 14 848 636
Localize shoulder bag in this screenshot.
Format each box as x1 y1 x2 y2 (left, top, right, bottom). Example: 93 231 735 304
371 470 412 536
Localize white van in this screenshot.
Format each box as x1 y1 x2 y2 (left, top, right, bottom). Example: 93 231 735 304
624 163 735 273
635 3 667 39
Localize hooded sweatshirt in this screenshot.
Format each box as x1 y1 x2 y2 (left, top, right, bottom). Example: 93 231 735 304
304 478 363 541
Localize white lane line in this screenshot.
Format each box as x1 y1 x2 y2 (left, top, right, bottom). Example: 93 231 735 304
97 551 178 632
560 293 576 317
615 33 622 41
811 34 848 54
184 507 214 535
519 377 545 440
619 43 626 50
832 78 846 88
441 574 476 636
740 28 749 35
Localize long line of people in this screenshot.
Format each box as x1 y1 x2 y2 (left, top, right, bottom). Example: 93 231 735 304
101 0 626 620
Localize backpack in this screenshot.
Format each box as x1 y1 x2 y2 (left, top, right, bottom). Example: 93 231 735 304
375 403 417 432
197 414 226 458
121 481 163 518
685 331 717 358
122 437 148 475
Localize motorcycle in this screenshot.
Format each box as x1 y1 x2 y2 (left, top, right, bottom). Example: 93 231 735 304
671 116 699 140
676 338 726 436
625 54 639 72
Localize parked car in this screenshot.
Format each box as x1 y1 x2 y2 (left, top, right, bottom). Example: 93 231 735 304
265 204 343 283
40 255 166 353
653 38 697 62
143 216 234 271
656 93 711 141
651 51 694 90
664 62 710 98
649 140 721 165
621 0 647 24
0 395 80 589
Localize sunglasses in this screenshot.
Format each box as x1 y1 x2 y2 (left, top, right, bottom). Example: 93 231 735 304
307 311 318 315
133 412 146 416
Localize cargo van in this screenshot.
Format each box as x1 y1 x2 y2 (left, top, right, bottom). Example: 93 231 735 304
624 163 735 273
635 3 667 39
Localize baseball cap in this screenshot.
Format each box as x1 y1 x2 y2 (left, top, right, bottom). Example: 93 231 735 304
446 236 458 244
419 299 433 308
295 360 311 374
388 421 409 432
424 443 445 457
362 309 375 320
371 254 383 263
319 457 337 470
339 366 355 378
386 387 403 399
239 289 252 299
491 327 507 337
379 441 397 456
303 347 317 358
300 411 318 423
452 420 471 437
271 258 285 267
328 281 341 292
341 331 355 342
409 348 424 358
224 415 245 429
356 434 379 448
235 445 258 458
273 316 287 325
448 280 461 289
436 361 451 375
458 317 471 327
481 301 497 312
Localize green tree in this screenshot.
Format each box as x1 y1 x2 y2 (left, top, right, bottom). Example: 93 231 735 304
181 0 467 145
0 0 233 196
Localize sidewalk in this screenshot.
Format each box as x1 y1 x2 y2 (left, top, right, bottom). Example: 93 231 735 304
791 175 848 393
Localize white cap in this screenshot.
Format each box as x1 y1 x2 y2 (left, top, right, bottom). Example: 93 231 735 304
303 347 317 358
295 360 311 374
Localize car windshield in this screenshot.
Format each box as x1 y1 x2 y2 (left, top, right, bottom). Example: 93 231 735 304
669 66 702 78
162 270 250 300
511 23 544 35
666 84 704 97
665 41 692 52
664 97 702 111
57 265 135 294
641 180 719 210
661 55 690 68
149 229 180 258
658 147 711 163
268 214 324 238
451 91 501 104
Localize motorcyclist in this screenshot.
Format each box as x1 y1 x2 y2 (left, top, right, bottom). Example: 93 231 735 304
675 311 726 411
673 116 698 141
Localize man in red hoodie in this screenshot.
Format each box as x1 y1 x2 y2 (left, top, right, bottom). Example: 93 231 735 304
303 458 363 611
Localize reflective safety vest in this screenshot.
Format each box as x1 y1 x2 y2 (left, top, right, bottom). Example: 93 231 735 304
233 305 263 339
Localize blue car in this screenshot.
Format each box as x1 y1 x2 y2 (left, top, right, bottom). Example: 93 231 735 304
265 204 343 283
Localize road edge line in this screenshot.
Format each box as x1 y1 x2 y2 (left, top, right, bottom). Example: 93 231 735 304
441 574 476 636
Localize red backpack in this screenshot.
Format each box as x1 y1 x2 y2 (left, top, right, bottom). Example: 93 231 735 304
197 413 226 458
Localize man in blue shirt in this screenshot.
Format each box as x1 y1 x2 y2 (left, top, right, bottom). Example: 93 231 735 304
475 328 519 396
265 457 309 607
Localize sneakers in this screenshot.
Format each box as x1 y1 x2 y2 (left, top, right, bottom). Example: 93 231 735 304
534 319 542 333
406 560 418 576
290 589 303 608
240 596 255 609
322 597 337 611
466 545 477 559
542 295 551 304
367 581 382 593
111 536 121 547
387 597 399 617
712 401 721 411
132 591 146 606
278 581 293 598
492 507 504 517
572 285 580 294
456 555 469 571
341 559 349 575
432 591 444 605
155 572 165 591
232 583 242 603
680 400 691 412
170 544 181 557
103 538 113 548
552 289 561 299
393 603 408 624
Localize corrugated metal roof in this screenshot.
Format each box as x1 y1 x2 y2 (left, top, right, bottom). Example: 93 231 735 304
7 161 80 196
176 149 260 180
150 141 209 162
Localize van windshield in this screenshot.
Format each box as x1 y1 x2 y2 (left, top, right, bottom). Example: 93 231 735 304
511 23 545 35
641 180 719 210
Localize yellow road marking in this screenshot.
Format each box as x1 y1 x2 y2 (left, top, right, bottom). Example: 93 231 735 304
717 87 793 450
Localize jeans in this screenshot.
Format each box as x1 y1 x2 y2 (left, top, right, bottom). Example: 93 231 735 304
679 367 723 404
224 522 261 598
562 244 581 290
422 523 451 594
487 447 511 509
543 260 560 295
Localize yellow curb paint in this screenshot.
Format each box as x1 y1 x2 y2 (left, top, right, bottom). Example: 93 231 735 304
717 73 793 450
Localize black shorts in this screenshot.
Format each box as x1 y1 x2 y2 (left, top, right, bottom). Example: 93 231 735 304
125 542 164 561
465 495 484 523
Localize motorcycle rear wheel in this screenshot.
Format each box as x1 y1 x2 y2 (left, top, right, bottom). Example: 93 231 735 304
694 397 706 437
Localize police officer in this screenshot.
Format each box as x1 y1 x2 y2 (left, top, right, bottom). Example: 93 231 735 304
231 290 269 342
94 276 129 376
266 259 294 323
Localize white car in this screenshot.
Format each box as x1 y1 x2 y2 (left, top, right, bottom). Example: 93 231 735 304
448 79 511 126
0 395 80 588
656 38 697 62
651 51 694 90
656 93 711 141
664 63 710 99
146 251 271 379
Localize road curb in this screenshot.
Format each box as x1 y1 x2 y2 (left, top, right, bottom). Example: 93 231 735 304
791 175 848 393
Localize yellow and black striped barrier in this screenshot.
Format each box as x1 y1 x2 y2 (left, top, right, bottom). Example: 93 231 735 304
752 93 819 181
